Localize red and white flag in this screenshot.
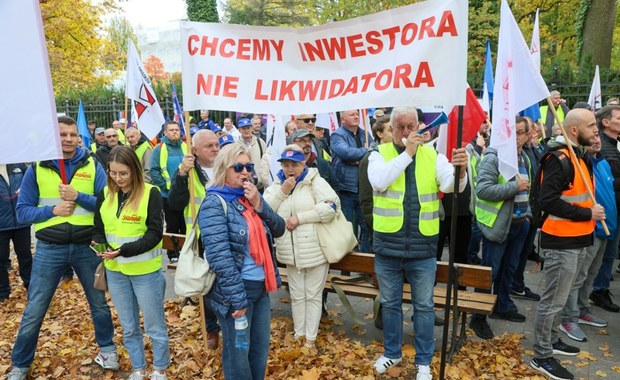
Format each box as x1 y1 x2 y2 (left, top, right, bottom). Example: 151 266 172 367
530 9 541 72
316 112 339 134
0 0 62 164
125 39 165 139
491 0 549 180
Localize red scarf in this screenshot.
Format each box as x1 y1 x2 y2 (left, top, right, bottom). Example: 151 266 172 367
238 197 277 292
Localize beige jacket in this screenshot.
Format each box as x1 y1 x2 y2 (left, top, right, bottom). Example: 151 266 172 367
263 168 340 269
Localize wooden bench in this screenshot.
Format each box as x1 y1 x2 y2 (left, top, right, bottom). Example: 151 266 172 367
162 233 496 360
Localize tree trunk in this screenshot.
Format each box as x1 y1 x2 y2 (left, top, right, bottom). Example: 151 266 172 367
580 0 617 68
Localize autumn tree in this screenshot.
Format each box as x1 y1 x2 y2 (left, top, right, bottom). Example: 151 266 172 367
187 0 220 22
578 0 618 69
224 0 317 27
143 55 169 83
40 0 116 95
103 16 139 72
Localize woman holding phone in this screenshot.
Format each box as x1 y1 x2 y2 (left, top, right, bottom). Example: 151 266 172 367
92 146 168 380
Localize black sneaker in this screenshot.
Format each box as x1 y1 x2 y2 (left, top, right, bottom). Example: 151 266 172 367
552 338 580 356
531 357 574 380
528 252 545 263
468 256 482 265
589 289 620 313
616 263 620 274
469 318 494 340
510 287 541 301
489 309 526 322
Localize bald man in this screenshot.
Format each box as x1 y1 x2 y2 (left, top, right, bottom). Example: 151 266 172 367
531 109 604 380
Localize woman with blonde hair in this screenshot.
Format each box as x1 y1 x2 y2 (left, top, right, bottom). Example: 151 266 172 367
198 142 285 380
92 146 168 380
263 144 340 348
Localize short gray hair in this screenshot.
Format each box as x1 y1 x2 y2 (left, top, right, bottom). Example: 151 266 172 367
390 106 418 127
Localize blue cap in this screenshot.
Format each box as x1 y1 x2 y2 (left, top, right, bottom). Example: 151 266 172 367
277 150 306 162
238 118 252 128
218 134 235 147
189 126 199 136
211 124 223 133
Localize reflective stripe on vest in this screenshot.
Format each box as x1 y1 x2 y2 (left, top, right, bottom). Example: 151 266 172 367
34 159 96 232
475 174 507 228
159 142 188 191
373 143 439 235
542 149 595 236
134 142 149 162
100 183 163 275
184 170 206 234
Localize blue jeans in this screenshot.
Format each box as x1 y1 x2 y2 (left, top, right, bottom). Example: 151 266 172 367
340 191 370 252
374 254 436 365
593 221 620 292
534 248 582 358
467 220 483 263
473 220 529 319
106 269 170 371
11 241 116 368
215 280 271 380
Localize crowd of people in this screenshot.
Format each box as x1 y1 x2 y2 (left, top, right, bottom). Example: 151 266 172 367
1 95 620 380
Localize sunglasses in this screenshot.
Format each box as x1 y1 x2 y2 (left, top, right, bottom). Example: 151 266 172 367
301 118 316 123
232 163 255 173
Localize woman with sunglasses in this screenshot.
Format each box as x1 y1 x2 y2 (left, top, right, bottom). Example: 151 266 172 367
263 145 340 348
198 142 285 380
92 146 169 380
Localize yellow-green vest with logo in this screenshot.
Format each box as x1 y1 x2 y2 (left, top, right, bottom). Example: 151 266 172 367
373 143 439 235
101 184 163 275
183 169 206 236
159 142 188 191
34 158 96 232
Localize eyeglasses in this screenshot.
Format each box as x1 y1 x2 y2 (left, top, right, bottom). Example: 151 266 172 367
107 170 130 179
105 134 118 138
231 163 255 173
301 118 316 123
516 130 527 136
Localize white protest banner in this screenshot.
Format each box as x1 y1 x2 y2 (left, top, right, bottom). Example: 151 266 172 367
181 0 468 114
0 0 62 164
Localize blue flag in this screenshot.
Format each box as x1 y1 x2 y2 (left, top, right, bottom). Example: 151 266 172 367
484 40 494 101
171 84 186 138
518 103 541 121
77 100 91 148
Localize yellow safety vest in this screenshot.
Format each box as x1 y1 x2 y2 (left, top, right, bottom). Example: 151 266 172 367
117 129 126 144
134 141 150 162
159 142 188 191
373 143 439 235
90 142 97 153
34 158 96 232
183 169 206 235
100 184 163 275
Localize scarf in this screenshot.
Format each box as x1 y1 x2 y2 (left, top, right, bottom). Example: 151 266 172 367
238 197 277 292
206 185 245 202
276 166 309 188
305 152 317 167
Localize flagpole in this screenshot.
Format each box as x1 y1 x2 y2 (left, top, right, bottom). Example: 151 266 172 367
439 105 464 379
183 110 210 350
124 96 129 131
546 97 610 236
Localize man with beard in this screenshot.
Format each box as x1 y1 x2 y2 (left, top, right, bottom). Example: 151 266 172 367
531 109 605 380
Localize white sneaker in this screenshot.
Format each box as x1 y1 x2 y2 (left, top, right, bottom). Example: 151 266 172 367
374 355 402 374
149 371 168 380
7 367 28 380
94 351 120 370
416 364 432 380
129 370 147 380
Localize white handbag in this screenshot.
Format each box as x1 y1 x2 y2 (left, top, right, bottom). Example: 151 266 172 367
316 208 358 263
174 195 227 297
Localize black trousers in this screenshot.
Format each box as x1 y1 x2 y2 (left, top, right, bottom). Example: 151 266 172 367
0 227 32 299
436 215 470 264
163 197 186 259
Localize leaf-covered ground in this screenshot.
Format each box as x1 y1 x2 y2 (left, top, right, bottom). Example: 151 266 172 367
0 263 553 379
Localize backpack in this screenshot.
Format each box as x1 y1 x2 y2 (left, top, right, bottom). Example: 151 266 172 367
530 148 574 228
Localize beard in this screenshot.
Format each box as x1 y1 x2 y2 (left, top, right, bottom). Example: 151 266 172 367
577 133 592 147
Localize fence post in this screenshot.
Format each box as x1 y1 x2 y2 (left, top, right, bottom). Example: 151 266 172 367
112 95 118 121
65 97 70 115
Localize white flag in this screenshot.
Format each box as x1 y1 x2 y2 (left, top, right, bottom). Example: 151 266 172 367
125 39 165 139
267 115 288 186
530 9 541 72
491 0 550 180
481 82 491 114
316 112 339 134
588 65 602 111
0 0 62 164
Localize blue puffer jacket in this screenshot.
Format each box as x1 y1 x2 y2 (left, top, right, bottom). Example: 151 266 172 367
331 127 373 193
198 193 285 316
0 164 30 231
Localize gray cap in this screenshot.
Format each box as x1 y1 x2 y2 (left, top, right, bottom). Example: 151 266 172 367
287 129 315 144
94 127 105 135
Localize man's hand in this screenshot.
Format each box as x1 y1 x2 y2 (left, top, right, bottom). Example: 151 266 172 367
53 200 75 216
58 184 78 201
280 176 296 195
450 148 468 178
517 178 530 192
591 204 606 221
178 154 195 176
404 132 425 157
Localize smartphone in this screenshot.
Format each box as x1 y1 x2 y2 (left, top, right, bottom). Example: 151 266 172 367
90 243 108 254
